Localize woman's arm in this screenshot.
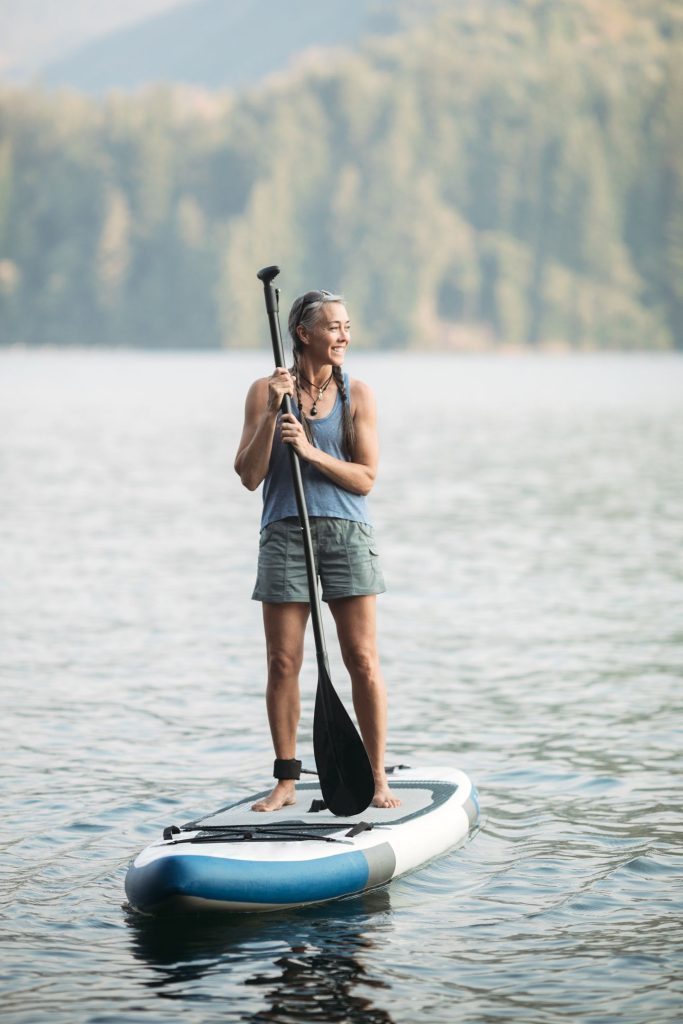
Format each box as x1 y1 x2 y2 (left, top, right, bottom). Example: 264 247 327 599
234 369 293 490
279 378 378 496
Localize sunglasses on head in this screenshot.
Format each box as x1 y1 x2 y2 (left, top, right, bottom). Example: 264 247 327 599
296 290 334 328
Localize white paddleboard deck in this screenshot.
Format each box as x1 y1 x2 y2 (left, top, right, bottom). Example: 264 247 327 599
125 766 479 914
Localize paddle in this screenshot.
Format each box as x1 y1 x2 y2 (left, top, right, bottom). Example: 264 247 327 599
257 265 375 817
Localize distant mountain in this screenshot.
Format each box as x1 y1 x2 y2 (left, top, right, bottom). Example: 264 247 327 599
0 0 181 77
34 0 403 94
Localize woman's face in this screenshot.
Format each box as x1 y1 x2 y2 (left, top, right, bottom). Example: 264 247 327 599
299 302 350 366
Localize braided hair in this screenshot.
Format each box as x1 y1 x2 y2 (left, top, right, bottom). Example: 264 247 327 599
287 290 356 460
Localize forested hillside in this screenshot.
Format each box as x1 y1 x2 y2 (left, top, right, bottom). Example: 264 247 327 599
0 0 680 350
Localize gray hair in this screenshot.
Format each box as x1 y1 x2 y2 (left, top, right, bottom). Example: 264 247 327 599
288 290 345 348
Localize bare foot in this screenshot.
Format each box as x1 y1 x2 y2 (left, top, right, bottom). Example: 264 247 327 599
251 780 296 812
372 781 401 809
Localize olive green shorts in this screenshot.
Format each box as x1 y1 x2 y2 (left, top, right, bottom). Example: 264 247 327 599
252 516 386 604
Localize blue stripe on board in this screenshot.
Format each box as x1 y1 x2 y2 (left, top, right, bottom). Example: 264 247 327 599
126 851 371 910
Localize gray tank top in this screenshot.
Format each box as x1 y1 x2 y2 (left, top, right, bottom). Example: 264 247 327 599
260 373 371 529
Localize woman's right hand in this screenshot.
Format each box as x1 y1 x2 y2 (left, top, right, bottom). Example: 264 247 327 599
267 367 294 413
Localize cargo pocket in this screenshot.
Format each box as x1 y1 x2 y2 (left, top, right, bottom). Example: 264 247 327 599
350 525 385 595
253 522 288 600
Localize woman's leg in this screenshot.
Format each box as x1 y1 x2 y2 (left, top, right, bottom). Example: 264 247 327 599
328 595 400 808
252 601 310 811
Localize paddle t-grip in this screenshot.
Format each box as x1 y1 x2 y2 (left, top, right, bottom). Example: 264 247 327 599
257 266 287 363
257 265 280 284
257 265 281 315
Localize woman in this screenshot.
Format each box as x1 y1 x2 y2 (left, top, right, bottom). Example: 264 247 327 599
235 289 399 812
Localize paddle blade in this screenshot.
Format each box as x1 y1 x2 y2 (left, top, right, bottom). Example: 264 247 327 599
313 664 375 816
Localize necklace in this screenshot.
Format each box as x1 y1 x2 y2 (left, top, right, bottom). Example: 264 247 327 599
297 371 333 416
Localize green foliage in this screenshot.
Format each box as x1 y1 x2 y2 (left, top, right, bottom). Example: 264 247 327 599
0 0 680 349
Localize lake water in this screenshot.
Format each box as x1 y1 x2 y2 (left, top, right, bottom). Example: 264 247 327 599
1 349 682 1023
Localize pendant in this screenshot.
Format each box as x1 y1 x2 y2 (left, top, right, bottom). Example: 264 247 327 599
310 404 318 416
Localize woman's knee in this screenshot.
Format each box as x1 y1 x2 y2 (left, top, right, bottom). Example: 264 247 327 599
341 644 379 682
263 602 308 683
267 646 303 683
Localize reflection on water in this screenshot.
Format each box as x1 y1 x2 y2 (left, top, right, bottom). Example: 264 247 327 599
1 350 682 1023
126 889 394 1023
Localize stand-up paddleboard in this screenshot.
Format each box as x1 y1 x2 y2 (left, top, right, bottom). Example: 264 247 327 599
125 766 479 915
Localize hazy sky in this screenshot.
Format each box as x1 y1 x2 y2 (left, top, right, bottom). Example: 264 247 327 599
0 0 187 72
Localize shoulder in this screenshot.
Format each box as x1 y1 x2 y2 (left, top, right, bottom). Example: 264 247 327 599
245 375 270 400
347 376 376 418
242 375 270 415
347 375 375 401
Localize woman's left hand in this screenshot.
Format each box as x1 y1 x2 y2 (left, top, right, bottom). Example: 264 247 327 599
279 413 313 459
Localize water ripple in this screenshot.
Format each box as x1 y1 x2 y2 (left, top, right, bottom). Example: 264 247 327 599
1 351 682 1023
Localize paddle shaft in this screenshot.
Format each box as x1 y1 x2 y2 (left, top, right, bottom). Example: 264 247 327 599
257 266 329 670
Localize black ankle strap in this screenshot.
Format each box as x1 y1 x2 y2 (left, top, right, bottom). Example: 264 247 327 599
273 758 302 780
